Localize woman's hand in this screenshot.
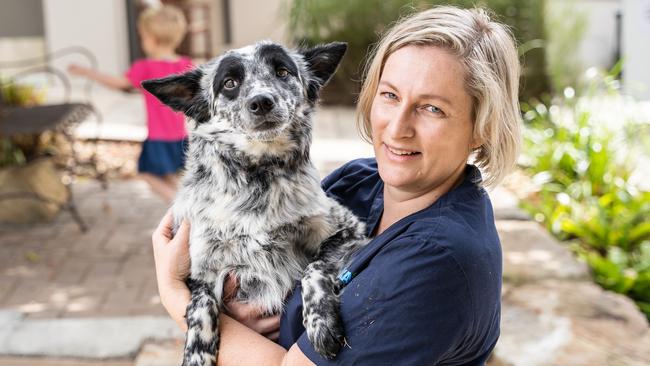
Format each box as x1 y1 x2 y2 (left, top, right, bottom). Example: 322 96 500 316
152 210 191 288
223 275 281 341
152 210 191 331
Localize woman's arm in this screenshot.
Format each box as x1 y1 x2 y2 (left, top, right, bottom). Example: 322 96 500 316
218 315 315 366
151 211 315 366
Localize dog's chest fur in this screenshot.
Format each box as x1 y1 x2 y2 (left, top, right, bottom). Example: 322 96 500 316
172 133 335 313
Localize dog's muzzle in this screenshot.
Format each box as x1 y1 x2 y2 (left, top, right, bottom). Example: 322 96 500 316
248 94 275 116
248 94 282 131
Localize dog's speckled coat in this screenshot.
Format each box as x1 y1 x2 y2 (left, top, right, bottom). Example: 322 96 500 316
143 41 368 366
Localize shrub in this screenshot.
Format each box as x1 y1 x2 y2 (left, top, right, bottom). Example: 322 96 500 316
520 67 650 318
286 0 549 104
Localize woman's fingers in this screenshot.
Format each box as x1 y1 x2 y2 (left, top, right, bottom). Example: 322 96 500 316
225 299 281 334
174 219 190 244
152 211 191 286
223 274 238 302
153 209 174 243
253 314 281 335
263 330 280 341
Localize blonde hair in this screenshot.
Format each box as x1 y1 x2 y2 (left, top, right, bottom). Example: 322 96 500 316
357 6 522 187
138 5 187 49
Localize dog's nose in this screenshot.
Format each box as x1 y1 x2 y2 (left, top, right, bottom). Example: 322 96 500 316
248 94 275 116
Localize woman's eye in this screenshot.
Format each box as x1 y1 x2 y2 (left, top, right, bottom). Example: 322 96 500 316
223 78 238 89
381 91 397 100
276 68 289 78
423 104 444 115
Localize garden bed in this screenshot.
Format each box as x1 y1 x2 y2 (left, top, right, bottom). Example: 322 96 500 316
514 69 650 319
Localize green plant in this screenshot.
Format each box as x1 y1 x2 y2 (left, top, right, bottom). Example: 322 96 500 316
519 67 650 319
286 0 549 104
1 79 45 106
0 79 50 168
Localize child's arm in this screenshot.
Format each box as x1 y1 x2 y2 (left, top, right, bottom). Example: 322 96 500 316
68 64 133 92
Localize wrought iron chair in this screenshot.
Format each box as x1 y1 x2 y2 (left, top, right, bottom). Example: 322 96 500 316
0 47 105 231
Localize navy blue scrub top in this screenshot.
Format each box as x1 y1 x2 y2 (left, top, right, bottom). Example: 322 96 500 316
278 158 502 365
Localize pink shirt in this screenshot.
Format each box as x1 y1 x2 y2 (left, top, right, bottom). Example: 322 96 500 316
125 57 193 141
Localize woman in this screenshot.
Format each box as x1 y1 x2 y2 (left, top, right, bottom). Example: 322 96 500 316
152 5 521 365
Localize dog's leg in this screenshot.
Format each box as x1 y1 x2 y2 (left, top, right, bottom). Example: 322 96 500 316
182 278 220 366
301 208 368 359
301 259 342 359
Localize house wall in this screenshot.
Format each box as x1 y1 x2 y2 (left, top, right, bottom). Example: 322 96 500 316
42 0 130 77
576 0 622 70
547 0 621 70
227 0 288 49
0 0 46 77
622 0 650 99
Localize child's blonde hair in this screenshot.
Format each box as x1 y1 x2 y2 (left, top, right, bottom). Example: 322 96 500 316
138 5 187 49
357 6 522 187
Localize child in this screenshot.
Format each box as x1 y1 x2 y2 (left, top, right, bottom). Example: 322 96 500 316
69 5 192 203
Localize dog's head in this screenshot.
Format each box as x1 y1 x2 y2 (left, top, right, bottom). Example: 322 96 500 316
142 41 346 145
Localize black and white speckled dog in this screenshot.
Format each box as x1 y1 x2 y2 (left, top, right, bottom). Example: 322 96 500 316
142 41 368 365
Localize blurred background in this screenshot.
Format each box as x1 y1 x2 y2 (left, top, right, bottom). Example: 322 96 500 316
0 0 649 365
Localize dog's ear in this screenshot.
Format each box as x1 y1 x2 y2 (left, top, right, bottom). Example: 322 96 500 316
142 69 211 123
299 42 347 102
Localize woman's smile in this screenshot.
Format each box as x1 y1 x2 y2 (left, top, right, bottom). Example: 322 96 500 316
383 143 422 161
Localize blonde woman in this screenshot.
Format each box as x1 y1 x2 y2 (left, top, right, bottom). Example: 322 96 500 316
153 5 521 365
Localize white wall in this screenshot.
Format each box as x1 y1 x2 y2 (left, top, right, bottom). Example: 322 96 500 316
623 0 650 100
228 0 288 49
0 0 46 78
42 0 129 77
575 0 621 70
546 0 621 71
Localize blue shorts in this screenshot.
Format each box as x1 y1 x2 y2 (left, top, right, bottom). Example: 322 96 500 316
137 139 187 176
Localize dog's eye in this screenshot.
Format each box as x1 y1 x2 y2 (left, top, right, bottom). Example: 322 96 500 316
276 68 289 78
223 78 238 90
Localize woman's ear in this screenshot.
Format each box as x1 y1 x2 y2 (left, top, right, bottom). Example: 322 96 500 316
142 68 211 124
470 133 483 150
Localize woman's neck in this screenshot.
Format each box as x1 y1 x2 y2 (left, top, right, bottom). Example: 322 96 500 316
375 166 466 236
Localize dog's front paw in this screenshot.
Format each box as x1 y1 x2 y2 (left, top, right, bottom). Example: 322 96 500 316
304 310 345 359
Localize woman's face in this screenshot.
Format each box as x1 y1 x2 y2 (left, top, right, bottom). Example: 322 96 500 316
370 45 478 196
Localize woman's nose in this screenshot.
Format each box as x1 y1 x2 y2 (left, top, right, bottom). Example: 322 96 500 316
386 106 415 139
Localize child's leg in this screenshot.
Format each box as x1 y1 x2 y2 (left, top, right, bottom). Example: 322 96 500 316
139 173 177 203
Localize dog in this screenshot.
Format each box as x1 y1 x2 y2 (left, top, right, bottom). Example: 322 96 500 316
142 41 368 365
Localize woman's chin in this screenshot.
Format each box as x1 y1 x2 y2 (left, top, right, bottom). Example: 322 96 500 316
377 167 418 190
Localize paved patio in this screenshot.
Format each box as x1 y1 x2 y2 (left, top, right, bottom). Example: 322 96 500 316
1 179 167 319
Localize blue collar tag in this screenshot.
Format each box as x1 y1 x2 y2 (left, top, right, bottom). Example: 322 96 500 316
337 269 354 285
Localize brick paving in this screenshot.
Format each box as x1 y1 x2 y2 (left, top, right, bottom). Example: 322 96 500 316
0 357 132 366
0 178 169 320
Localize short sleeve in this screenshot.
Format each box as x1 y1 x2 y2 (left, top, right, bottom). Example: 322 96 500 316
295 236 476 365
320 162 349 193
124 60 147 89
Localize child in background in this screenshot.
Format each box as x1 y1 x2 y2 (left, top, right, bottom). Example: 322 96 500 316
69 5 192 203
